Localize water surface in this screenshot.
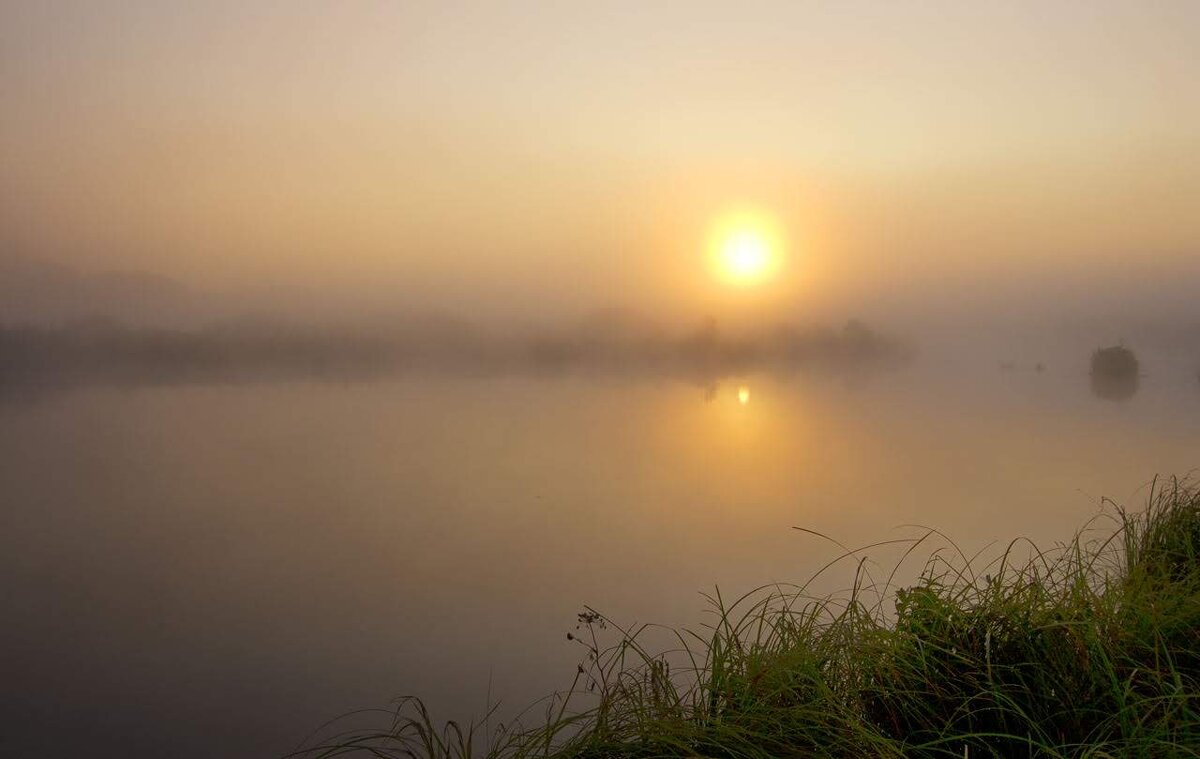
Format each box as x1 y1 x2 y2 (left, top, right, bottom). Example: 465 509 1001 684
1 361 1197 757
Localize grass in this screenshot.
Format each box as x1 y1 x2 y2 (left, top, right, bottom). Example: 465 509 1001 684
292 478 1200 758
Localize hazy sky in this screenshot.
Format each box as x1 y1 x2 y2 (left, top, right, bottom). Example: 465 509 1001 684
2 1 1198 324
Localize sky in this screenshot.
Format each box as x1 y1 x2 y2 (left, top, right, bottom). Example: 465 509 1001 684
1 0 1198 326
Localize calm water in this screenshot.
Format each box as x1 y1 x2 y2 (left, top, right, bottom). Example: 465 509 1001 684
1 359 1197 757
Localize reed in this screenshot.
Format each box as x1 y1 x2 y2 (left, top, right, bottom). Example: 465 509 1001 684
293 477 1200 758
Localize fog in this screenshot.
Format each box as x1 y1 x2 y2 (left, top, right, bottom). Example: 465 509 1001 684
3 253 1199 392
4 2 1199 337
2 3 1200 759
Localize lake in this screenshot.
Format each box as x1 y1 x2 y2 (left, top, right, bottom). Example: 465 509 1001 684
1 357 1197 757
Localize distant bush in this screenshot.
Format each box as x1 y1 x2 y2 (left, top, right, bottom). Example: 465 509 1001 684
1091 345 1139 379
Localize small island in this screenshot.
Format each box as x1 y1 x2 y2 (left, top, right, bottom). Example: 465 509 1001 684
1090 345 1140 401
1091 345 1139 379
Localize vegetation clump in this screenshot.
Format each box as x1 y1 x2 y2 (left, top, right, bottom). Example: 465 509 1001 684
296 479 1200 758
1090 345 1139 379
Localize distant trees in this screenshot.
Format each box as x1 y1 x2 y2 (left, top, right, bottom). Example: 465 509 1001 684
0 315 911 389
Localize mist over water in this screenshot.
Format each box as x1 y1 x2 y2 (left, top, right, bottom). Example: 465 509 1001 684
2 339 1199 757
2 227 1200 759
2 2 1200 757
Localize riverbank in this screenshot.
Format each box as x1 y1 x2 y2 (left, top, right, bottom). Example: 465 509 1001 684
297 478 1200 758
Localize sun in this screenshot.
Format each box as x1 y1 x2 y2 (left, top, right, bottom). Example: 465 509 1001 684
725 231 769 278
709 210 783 286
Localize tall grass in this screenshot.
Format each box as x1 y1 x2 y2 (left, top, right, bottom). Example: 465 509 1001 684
293 478 1200 758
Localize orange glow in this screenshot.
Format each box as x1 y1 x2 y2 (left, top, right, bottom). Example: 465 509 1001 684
709 209 785 286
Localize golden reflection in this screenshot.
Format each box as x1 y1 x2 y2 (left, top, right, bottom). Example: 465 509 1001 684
737 385 751 405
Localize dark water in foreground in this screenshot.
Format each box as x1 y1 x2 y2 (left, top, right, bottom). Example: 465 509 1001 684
1 360 1197 757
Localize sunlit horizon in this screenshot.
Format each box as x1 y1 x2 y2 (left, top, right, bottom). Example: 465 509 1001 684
2 2 1197 330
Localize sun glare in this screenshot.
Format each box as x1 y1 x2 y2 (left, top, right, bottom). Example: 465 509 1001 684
710 210 783 286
